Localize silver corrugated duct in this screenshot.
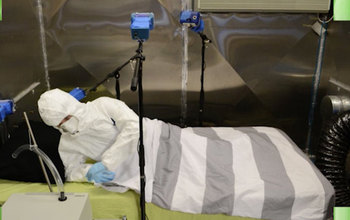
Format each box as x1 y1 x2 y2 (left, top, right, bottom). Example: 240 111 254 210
321 95 350 120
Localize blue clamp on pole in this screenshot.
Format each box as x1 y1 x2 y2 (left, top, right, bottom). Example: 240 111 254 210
190 19 204 33
130 12 154 41
69 88 86 101
0 100 14 122
180 10 204 33
0 106 5 123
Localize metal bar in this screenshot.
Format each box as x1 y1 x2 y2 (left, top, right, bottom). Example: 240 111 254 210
13 82 40 103
23 112 53 192
305 21 328 159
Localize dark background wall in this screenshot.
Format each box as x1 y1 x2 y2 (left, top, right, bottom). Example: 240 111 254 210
0 0 349 155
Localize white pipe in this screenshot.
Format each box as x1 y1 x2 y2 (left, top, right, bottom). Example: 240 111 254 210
180 0 191 127
36 0 51 90
13 82 40 103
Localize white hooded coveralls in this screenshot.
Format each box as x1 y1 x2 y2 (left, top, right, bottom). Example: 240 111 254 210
38 89 139 181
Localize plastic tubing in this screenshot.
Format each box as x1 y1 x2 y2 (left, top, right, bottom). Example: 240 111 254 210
315 111 350 206
12 144 67 201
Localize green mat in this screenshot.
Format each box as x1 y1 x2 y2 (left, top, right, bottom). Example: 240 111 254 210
0 179 257 220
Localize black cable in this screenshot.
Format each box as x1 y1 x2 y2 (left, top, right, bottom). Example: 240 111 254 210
198 32 211 126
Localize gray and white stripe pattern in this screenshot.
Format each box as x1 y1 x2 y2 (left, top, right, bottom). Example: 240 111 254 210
109 118 334 220
192 127 234 215
152 123 182 209
235 127 295 220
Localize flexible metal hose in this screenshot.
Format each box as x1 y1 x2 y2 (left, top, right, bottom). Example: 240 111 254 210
316 111 350 206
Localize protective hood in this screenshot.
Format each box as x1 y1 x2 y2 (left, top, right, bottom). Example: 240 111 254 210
37 88 86 127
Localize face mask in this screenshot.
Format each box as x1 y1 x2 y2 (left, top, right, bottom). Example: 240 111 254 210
59 116 79 135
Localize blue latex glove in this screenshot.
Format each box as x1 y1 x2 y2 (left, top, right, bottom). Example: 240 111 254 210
86 162 115 183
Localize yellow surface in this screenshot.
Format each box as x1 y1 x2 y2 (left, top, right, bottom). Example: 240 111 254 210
0 179 258 220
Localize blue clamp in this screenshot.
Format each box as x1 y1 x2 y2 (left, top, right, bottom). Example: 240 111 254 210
130 12 154 41
180 10 204 33
190 19 204 33
180 11 200 27
69 88 86 101
0 100 14 122
0 106 5 123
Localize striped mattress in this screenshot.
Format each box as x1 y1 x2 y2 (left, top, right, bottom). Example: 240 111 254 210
104 118 334 220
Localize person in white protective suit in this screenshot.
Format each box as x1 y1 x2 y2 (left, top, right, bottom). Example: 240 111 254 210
37 88 139 183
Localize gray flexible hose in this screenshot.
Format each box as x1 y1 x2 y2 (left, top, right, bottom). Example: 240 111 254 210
12 144 67 201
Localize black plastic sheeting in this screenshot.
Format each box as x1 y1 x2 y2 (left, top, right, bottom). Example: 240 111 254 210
0 121 65 183
316 111 350 206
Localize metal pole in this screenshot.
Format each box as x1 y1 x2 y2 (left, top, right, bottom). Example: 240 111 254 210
138 59 146 220
199 36 206 126
305 21 328 159
130 41 146 220
23 112 53 192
